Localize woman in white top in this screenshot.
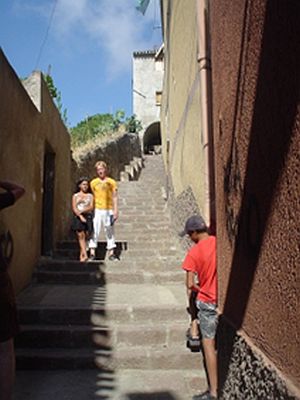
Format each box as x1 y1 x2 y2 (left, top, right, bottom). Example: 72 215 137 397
71 177 94 262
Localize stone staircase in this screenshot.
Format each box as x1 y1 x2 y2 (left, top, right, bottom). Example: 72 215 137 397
15 154 207 399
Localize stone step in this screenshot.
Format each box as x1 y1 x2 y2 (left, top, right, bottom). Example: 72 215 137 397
52 249 183 265
114 231 172 240
105 270 184 284
123 248 182 257
118 205 167 212
53 241 127 260
18 304 189 326
117 205 167 211
36 259 103 272
118 198 166 206
94 369 206 400
115 226 172 234
17 284 187 319
125 241 181 250
94 346 202 371
36 257 183 273
15 322 188 349
111 232 173 241
16 348 97 369
14 369 206 400
117 214 170 220
16 346 201 370
56 240 180 253
116 219 171 226
33 270 104 285
15 324 109 349
18 306 98 325
56 241 127 250
118 256 183 266
34 269 184 285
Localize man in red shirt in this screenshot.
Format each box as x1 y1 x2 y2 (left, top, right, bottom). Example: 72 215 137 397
181 215 218 400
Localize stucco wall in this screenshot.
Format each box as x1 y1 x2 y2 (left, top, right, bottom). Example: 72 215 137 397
160 0 209 224
0 49 72 294
133 51 163 150
133 51 163 128
210 0 300 394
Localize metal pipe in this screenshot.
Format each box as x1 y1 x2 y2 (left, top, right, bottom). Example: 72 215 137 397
196 0 215 229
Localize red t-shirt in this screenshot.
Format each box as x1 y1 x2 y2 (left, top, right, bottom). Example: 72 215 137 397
182 236 217 304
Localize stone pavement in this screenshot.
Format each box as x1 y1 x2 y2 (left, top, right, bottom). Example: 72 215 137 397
14 155 207 399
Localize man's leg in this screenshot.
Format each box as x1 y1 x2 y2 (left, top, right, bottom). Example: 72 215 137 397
202 338 217 397
89 209 101 258
196 301 218 399
0 338 15 400
104 210 116 258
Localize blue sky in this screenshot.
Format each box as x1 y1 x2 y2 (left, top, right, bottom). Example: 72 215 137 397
0 0 162 127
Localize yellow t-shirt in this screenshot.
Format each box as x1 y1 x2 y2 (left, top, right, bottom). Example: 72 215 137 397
90 177 117 210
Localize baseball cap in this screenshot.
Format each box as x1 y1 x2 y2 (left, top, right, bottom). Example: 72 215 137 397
179 215 207 237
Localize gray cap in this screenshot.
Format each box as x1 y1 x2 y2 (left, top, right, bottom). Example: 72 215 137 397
179 215 207 237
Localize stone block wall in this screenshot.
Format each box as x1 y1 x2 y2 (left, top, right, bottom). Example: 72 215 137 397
218 317 297 399
73 132 142 183
166 180 201 251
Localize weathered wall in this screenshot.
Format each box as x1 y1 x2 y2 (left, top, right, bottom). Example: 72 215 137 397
0 49 72 294
218 317 297 400
73 132 142 182
133 51 163 129
160 0 210 229
133 50 163 151
210 0 299 396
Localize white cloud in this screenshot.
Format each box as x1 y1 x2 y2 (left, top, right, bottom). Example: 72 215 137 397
36 0 161 79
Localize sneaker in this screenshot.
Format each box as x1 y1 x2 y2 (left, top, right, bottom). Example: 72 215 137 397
108 254 119 261
192 391 217 400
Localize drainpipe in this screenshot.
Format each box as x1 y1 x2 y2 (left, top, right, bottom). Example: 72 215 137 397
196 0 215 230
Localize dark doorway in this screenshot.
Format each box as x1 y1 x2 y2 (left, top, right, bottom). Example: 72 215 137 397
41 149 55 256
143 121 161 154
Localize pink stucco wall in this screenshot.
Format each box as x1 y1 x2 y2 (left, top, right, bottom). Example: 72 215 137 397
210 0 299 390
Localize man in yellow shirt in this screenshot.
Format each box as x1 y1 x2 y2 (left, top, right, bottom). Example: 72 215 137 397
89 161 118 261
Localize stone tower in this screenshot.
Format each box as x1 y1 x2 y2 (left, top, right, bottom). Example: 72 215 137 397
132 47 163 153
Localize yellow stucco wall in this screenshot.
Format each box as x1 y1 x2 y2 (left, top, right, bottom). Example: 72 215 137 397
0 49 72 294
160 0 208 219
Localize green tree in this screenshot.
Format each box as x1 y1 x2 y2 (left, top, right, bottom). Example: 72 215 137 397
43 74 68 127
70 113 116 147
70 111 142 148
43 74 57 98
125 114 142 133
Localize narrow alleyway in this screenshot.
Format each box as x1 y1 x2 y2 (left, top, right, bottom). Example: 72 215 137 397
14 155 207 400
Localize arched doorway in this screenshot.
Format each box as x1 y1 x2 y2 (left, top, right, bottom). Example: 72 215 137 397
143 121 161 154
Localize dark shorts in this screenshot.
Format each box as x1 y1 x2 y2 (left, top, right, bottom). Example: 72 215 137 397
196 300 218 339
0 272 19 342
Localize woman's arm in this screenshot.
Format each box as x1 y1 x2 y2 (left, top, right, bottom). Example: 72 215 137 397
72 194 81 216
